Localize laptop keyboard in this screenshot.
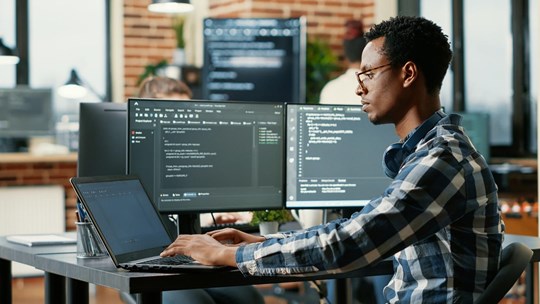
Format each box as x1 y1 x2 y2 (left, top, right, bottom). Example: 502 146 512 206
140 254 195 265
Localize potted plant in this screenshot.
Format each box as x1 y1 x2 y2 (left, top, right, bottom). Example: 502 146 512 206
251 209 293 234
305 37 339 104
137 59 169 86
172 16 186 65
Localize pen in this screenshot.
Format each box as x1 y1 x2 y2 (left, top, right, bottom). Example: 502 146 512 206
76 201 87 222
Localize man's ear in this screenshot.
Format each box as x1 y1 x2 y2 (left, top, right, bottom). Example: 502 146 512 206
402 61 418 88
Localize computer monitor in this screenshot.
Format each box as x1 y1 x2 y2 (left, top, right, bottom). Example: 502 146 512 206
285 104 398 209
202 17 306 103
77 102 127 177
0 86 54 137
127 98 285 215
78 101 181 237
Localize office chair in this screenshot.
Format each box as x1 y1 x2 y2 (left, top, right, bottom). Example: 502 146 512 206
475 242 533 304
257 281 323 304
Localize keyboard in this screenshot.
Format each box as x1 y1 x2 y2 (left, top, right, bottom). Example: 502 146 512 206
139 254 195 265
201 221 259 233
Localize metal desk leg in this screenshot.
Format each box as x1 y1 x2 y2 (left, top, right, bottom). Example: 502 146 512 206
67 278 89 304
136 292 162 304
0 258 12 304
45 272 66 304
525 262 534 304
336 278 353 304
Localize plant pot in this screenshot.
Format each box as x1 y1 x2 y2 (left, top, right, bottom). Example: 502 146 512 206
259 221 279 235
173 48 186 65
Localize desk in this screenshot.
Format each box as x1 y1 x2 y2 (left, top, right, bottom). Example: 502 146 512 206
1 234 539 304
0 236 392 304
0 239 76 304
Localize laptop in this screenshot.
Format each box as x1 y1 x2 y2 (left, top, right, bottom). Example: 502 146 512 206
70 175 229 272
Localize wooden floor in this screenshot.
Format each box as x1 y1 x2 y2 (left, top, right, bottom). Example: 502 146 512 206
12 277 124 304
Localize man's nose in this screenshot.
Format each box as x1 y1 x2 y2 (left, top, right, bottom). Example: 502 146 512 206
356 83 365 96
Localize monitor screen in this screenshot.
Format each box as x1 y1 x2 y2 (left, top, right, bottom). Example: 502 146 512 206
285 104 398 209
0 86 54 137
77 102 127 177
127 98 285 213
202 17 306 103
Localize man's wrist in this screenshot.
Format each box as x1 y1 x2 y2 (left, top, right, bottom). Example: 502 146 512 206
218 246 238 267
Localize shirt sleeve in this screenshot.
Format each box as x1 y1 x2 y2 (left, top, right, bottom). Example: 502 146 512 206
235 138 475 276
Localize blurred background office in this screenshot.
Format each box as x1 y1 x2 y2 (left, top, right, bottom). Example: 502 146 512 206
0 0 537 157
0 0 539 303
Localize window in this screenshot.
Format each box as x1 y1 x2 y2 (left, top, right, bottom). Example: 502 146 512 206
0 0 107 121
419 0 453 112
464 0 512 146
530 0 539 153
29 0 107 120
0 0 16 87
414 0 538 158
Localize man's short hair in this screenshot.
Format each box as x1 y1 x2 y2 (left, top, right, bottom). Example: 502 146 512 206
364 16 452 94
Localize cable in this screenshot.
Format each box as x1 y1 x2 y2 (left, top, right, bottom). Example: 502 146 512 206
210 213 217 226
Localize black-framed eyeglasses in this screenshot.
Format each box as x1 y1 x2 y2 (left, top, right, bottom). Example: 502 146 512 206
355 63 392 91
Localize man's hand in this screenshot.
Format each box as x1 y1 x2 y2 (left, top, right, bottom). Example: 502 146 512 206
207 228 265 246
160 234 238 267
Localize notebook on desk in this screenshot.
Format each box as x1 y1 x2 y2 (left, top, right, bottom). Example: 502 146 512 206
70 175 228 272
7 234 76 247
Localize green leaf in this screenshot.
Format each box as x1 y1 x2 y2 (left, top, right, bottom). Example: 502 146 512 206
305 37 339 104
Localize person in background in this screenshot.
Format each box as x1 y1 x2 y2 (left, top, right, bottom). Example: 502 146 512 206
138 76 193 100
161 16 504 303
319 19 366 105
130 76 264 304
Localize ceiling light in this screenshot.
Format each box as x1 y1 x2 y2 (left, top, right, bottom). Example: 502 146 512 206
148 0 194 14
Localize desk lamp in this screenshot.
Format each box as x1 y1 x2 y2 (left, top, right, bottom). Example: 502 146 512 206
57 68 105 101
148 0 194 14
0 38 19 65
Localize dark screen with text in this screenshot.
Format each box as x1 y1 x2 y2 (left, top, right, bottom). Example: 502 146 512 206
128 99 284 213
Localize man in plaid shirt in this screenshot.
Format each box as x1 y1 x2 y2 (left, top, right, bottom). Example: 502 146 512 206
162 16 504 303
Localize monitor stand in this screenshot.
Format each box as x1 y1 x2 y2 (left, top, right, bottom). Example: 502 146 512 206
176 213 201 235
160 213 202 238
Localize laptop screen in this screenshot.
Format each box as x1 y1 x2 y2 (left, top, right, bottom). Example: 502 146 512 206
73 177 172 256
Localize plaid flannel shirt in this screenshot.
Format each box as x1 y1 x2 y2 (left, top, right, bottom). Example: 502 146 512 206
236 113 504 303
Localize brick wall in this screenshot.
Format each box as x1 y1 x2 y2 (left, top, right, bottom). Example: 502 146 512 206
124 0 177 98
208 0 375 54
123 0 375 98
0 157 78 231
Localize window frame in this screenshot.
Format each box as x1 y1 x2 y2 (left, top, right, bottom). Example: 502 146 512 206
399 0 535 159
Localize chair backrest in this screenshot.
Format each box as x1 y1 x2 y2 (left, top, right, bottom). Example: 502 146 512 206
475 242 533 304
